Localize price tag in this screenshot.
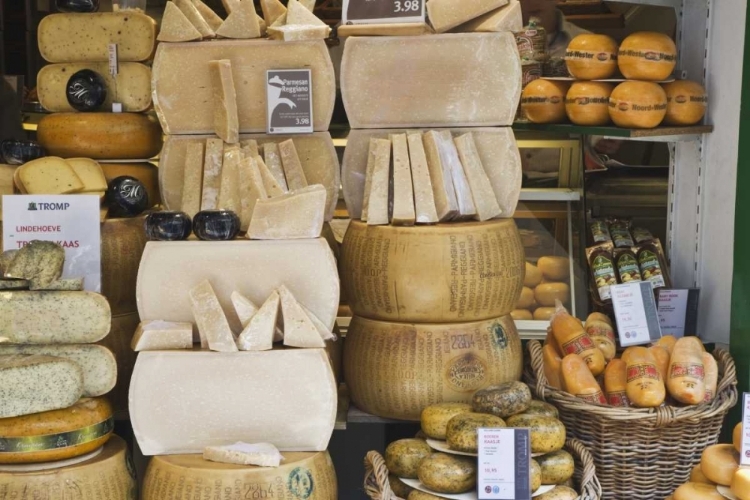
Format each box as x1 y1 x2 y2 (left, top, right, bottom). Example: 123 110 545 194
2 195 102 292
108 44 119 76
657 288 700 338
741 393 750 466
611 281 662 346
342 0 425 25
478 428 531 500
266 69 313 134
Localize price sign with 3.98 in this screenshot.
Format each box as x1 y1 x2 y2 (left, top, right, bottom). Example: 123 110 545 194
342 0 425 25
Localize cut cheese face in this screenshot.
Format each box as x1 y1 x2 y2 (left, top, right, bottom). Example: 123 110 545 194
437 130 476 219
209 60 240 144
189 280 238 352
390 133 416 226
359 139 378 222
237 291 279 351
18 157 83 194
262 142 288 190
301 303 335 341
337 22 432 36
192 0 224 31
261 0 287 25
152 40 335 134
427 0 508 33
131 320 194 351
454 133 502 220
200 139 224 211
137 239 339 332
180 141 204 218
4 240 64 289
129 349 337 454
216 0 261 39
216 145 241 213
247 185 326 240
203 442 282 467
366 138 391 226
279 285 325 348
423 131 459 221
65 158 107 195
341 33 521 128
255 155 287 196
237 156 268 231
456 0 522 33
240 139 259 157
278 139 308 190
287 0 326 26
174 0 215 38
30 277 84 291
406 132 439 223
267 24 331 41
231 291 258 328
159 1 202 42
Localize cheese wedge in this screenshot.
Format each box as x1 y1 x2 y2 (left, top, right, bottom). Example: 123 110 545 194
65 158 107 197
18 157 84 195
192 0 223 31
189 280 238 352
278 139 308 190
209 60 239 144
457 0 522 32
216 145 241 213
237 156 268 231
427 0 508 33
255 155 286 196
4 240 64 288
247 185 326 240
267 24 330 41
454 133 502 220
262 142 288 190
279 285 325 348
390 133 416 226
366 138 391 225
423 131 460 220
180 141 204 218
216 0 261 39
174 0 215 38
260 0 287 25
236 291 279 351
406 132 439 223
232 291 283 341
286 0 326 26
158 1 202 42
240 139 259 157
200 139 224 211
131 320 194 351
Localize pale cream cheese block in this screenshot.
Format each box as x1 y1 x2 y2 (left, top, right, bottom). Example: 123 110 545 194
406 131 439 223
267 25 331 41
17 157 84 195
174 0 215 38
255 155 287 196
129 349 337 454
240 139 259 157
192 0 224 31
0 291 111 344
200 138 224 211
261 0 287 25
0 344 116 397
209 60 240 144
38 12 157 63
390 133 416 226
203 442 282 467
301 303 335 341
236 291 279 351
366 137 391 226
287 0 325 25
337 22 433 37
238 156 269 231
423 130 460 220
136 239 339 332
232 291 283 342
152 40 335 134
279 285 325 348
159 133 340 221
247 184 326 240
217 0 261 39
65 158 107 195
278 139 309 190
216 145 241 214
0 355 83 418
341 33 521 128
454 133 502 220
427 0 509 33
189 280 238 352
38 62 152 113
436 130 476 219
180 141 204 218
342 128 522 219
455 0 522 32
131 320 193 351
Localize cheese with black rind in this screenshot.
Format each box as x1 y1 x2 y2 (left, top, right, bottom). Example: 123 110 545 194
100 163 160 207
129 349 337 454
152 40 334 134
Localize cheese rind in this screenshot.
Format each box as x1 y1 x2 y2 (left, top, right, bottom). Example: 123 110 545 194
189 280 238 353
237 291 279 351
129 349 337 454
200 139 224 211
158 1 203 42
366 138 391 225
29 278 84 291
18 157 83 195
180 142 204 218
457 0 522 32
406 132 439 223
427 0 508 32
131 321 194 351
390 134 416 226
247 185 326 240
203 442 282 467
454 133 502 220
217 0 261 39
337 22 432 36
280 285 325 348
209 60 240 144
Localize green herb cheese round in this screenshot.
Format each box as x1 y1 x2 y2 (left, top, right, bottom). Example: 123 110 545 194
521 400 559 418
531 459 542 492
417 453 477 494
472 381 532 418
420 403 473 440
389 475 414 498
385 439 432 479
505 414 566 454
446 413 506 453
534 485 578 499
537 450 575 484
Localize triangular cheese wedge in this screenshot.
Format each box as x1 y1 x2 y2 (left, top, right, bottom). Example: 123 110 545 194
258 15 267 34
255 156 286 197
299 0 316 11
279 285 325 348
300 303 335 341
158 2 203 42
217 0 261 39
174 0 216 38
221 0 240 13
189 279 237 352
287 0 326 26
192 0 224 31
231 291 283 340
261 0 287 26
237 291 279 351
270 12 286 27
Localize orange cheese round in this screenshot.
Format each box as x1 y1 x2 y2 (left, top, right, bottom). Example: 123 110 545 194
662 80 708 126
673 482 724 500
618 32 677 81
733 422 742 453
565 34 619 80
609 81 667 129
731 468 750 500
700 444 739 486
690 464 715 485
510 309 533 321
534 307 556 321
565 82 614 126
534 283 570 307
521 80 569 124
516 287 535 309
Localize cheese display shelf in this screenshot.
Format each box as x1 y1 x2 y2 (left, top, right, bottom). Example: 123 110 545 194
513 122 714 142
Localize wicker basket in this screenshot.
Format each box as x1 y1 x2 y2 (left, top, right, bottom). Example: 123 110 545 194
525 340 738 500
363 438 602 500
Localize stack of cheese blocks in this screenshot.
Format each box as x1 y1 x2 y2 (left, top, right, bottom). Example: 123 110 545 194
337 10 531 421
0 241 136 498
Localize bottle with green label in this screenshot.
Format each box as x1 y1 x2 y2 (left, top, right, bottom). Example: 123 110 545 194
615 248 642 283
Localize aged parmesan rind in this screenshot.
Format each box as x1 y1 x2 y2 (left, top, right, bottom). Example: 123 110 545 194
341 34 521 128
130 349 337 454
427 0 508 33
152 40 335 134
455 0 522 32
344 315 523 420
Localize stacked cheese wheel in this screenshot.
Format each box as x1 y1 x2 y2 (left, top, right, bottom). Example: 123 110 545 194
512 257 571 321
521 31 708 128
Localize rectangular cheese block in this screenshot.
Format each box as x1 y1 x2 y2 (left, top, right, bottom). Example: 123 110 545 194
390 133 416 226
0 291 111 344
129 349 337 454
216 145 241 213
267 25 331 41
190 280 238 352
341 34 521 128
342 128 522 219
422 131 459 221
181 141 204 218
454 133 502 220
337 22 433 37
456 0 522 32
406 132 439 224
209 60 240 144
203 442 282 467
131 320 194 351
38 62 152 113
237 157 268 231
278 139 308 190
0 355 83 418
427 0 508 33
0 344 116 397
437 130 476 219
38 12 157 63
136 239 339 333
366 138 391 226
247 185 326 240
237 291 279 351
200 139 224 211
159 133 339 220
152 40 335 134
18 157 84 195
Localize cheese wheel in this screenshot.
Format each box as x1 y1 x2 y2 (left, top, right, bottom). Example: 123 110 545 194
673 482 723 500
731 468 750 500
585 320 616 361
700 444 739 486
649 344 671 384
691 464 715 485
341 219 525 323
95 312 139 418
505 414 565 454
535 283 570 307
37 113 163 160
421 403 473 440
0 398 112 464
446 412 506 453
0 435 135 498
471 381 531 418
604 358 630 407
143 451 337 500
543 343 564 390
609 81 668 129
344 315 523 420
101 217 148 316
733 423 742 453
517 287 535 309
663 80 708 126
565 82 614 126
623 346 666 408
100 162 160 207
667 337 706 405
561 353 606 404
511 309 533 321
552 309 606 377
534 307 556 321
521 80 569 124
385 439 432 478
537 256 570 281
525 262 543 288
618 32 678 81
702 352 718 402
565 34 619 80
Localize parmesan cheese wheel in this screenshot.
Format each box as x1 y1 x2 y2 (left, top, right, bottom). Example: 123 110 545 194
701 444 739 486
662 80 708 126
673 482 723 500
341 219 525 323
96 312 139 418
609 81 668 129
521 80 569 124
731 468 750 500
565 82 614 126
142 451 337 500
517 287 535 309
0 398 113 464
525 262 543 287
37 113 163 160
565 34 619 80
344 315 523 420
618 32 678 81
511 309 533 321
534 283 570 307
0 435 136 498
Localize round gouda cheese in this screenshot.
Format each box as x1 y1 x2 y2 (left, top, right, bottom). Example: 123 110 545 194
521 80 570 124
618 32 677 81
511 309 533 321
534 307 556 321
673 482 724 500
733 422 742 453
565 82 614 126
731 468 750 500
701 444 739 486
662 80 708 126
609 81 667 129
525 262 543 288
565 34 619 80
535 283 570 307
517 287 535 309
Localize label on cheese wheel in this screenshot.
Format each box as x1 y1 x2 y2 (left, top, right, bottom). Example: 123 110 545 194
564 50 617 62
0 418 113 454
343 0 425 25
266 69 313 135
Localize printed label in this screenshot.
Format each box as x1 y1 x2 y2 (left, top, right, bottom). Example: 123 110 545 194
565 96 609 106
342 0 425 24
266 69 313 134
445 353 488 392
617 252 642 283
578 391 607 405
627 363 660 382
639 250 666 289
591 221 611 243
609 99 668 113
619 49 677 62
586 323 615 342
669 362 705 380
607 391 630 407
592 254 617 301
0 418 114 454
564 49 616 62
561 333 595 355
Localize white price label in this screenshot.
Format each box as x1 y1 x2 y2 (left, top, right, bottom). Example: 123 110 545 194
108 44 119 76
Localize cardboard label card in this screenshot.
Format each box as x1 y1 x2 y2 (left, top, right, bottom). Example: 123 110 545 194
741 393 750 466
611 281 662 346
657 289 700 338
2 195 102 292
266 69 313 134
478 428 531 500
342 0 425 24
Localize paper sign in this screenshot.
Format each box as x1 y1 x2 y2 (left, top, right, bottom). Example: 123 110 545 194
742 393 750 466
478 428 531 500
657 288 700 338
611 281 662 346
266 69 313 134
2 195 102 292
342 0 425 24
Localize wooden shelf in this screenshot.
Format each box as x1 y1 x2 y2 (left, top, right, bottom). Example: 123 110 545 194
512 123 713 142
